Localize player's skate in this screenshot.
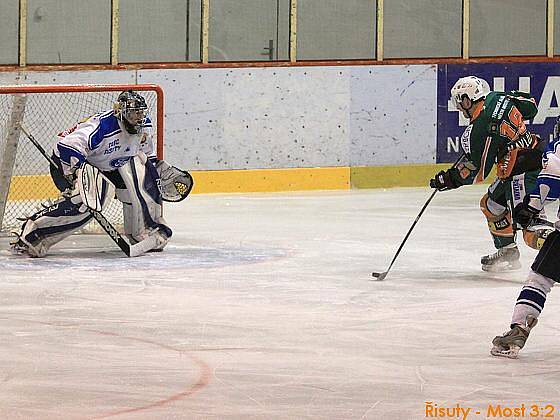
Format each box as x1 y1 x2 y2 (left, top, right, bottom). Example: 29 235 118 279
490 315 538 359
481 245 521 272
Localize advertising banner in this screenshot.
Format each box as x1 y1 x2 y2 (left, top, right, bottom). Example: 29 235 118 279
437 62 560 163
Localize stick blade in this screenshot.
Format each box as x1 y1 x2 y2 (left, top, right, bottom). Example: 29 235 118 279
128 235 158 257
371 271 388 281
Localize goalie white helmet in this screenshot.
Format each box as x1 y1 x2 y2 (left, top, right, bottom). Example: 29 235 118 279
450 76 490 110
114 90 148 134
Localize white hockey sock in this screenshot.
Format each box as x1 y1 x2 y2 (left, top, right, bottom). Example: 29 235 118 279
511 270 554 326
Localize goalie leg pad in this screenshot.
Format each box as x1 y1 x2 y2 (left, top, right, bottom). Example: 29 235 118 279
116 186 173 248
118 156 172 249
480 194 514 247
531 230 560 283
115 188 134 240
77 164 115 212
13 194 92 257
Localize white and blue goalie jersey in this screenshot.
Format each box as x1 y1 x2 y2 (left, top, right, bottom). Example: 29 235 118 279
527 135 560 210
54 110 155 175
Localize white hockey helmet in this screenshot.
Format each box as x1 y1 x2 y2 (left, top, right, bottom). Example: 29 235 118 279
450 76 490 109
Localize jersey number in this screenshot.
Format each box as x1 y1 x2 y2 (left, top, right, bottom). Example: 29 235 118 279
499 107 526 141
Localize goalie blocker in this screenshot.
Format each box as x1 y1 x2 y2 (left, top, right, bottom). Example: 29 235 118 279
11 153 191 257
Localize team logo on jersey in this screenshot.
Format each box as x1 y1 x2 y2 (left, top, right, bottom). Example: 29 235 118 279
57 124 78 138
511 176 526 203
460 124 473 154
110 156 132 168
104 139 121 155
140 133 147 145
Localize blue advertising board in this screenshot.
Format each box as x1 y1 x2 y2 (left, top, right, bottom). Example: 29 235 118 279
437 62 560 163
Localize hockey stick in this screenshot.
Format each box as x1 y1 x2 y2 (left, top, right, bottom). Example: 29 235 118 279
18 126 157 257
371 153 465 281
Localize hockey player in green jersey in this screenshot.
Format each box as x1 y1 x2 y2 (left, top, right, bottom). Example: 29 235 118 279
430 76 550 272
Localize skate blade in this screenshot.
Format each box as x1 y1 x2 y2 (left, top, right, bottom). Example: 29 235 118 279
490 346 520 359
9 240 29 256
10 246 28 256
482 261 522 273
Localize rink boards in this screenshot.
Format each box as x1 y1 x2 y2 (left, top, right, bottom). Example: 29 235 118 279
7 162 456 199
1 61 558 194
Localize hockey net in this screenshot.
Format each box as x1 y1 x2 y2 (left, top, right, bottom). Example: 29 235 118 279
0 84 164 234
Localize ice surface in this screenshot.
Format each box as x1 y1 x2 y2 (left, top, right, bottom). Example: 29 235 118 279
1 185 559 419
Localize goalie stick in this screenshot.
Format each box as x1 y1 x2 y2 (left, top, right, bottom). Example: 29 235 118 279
372 153 465 281
19 126 158 257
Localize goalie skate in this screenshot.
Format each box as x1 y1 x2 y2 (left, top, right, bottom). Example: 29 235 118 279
9 229 44 258
9 233 29 256
481 245 521 272
490 315 538 359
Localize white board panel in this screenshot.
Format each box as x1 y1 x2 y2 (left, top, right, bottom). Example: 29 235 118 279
1 65 437 171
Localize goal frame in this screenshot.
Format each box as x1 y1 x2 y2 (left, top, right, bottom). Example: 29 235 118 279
0 83 165 233
0 83 164 157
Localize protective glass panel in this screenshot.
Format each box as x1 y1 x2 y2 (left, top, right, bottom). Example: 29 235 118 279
26 0 111 65
209 0 290 62
0 0 19 65
119 0 201 63
297 0 376 60
470 0 546 57
383 0 462 59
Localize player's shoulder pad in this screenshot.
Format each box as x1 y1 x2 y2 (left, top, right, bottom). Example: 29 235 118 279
88 111 122 150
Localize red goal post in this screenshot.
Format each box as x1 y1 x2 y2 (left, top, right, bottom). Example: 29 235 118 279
0 83 164 233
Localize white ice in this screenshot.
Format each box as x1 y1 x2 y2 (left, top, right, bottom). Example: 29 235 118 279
1 185 559 420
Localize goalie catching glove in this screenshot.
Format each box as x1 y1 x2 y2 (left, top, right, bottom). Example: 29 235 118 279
155 160 193 202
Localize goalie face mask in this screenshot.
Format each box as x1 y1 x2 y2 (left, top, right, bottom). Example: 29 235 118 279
114 90 148 134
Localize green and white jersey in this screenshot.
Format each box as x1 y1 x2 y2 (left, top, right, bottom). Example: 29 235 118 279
450 91 538 186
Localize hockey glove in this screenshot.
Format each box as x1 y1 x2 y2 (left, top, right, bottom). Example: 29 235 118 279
155 160 193 202
513 196 540 229
429 170 460 191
